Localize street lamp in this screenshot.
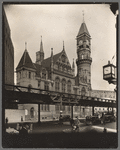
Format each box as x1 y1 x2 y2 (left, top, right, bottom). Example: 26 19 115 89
103 61 116 85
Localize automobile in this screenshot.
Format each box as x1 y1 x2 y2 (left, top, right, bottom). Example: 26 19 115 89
59 115 70 122
86 112 116 125
86 114 101 125
103 112 116 123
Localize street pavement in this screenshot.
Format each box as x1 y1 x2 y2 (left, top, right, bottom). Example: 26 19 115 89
96 121 116 129
29 121 117 134
4 121 118 148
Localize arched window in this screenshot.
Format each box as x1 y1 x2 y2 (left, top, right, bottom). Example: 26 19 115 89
55 77 60 92
81 87 86 96
29 72 31 79
42 69 46 79
81 54 84 59
38 80 40 87
67 80 71 93
30 107 34 118
25 109 28 115
44 82 49 90
62 79 66 93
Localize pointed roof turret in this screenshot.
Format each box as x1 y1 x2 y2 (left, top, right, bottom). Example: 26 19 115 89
77 22 90 37
40 36 44 53
77 11 90 37
16 43 36 70
51 48 53 58
63 41 65 51
72 58 75 69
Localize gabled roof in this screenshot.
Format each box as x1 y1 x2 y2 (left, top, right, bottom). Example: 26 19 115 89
77 22 90 37
16 50 36 70
41 51 62 69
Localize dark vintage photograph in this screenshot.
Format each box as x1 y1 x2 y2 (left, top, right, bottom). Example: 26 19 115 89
2 2 118 148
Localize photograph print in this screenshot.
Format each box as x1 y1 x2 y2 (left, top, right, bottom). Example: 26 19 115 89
2 2 118 148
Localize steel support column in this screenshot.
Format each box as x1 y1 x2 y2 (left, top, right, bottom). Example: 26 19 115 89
108 107 109 113
112 107 113 113
60 95 62 111
38 103 40 123
71 105 73 119
80 105 81 117
92 106 94 116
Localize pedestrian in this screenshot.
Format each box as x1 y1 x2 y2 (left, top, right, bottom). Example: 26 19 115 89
19 123 28 136
59 114 63 125
101 112 105 125
70 118 74 128
73 116 80 132
5 117 8 129
21 116 23 122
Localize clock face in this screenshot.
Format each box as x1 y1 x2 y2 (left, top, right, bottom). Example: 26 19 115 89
79 40 83 45
104 67 110 74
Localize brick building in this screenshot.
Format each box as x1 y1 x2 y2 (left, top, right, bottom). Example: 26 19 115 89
3 8 14 86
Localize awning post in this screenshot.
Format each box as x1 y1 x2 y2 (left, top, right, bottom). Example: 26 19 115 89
71 105 73 119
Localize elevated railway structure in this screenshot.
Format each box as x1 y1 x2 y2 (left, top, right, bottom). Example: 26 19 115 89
4 84 116 122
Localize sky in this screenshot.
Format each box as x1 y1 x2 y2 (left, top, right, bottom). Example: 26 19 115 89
4 4 117 91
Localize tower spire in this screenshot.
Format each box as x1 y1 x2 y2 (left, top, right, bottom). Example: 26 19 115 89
25 42 27 51
51 48 53 57
40 36 44 53
63 41 65 51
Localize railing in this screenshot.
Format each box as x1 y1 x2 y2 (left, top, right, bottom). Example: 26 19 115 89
76 57 92 61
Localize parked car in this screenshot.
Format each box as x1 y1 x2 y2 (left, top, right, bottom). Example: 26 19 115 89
86 112 116 125
59 115 70 122
103 112 116 123
86 114 101 125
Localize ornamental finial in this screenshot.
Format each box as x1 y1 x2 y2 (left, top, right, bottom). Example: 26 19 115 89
82 10 85 22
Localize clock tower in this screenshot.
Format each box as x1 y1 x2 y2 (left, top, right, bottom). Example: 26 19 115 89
76 21 92 96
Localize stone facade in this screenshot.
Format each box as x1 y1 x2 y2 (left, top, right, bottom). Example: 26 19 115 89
91 90 116 100
15 20 115 122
